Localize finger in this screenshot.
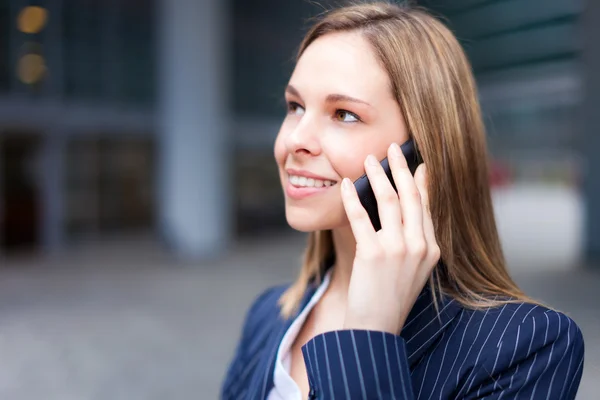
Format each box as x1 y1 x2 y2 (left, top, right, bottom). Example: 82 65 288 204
340 178 379 249
414 164 441 264
363 154 403 236
389 143 424 241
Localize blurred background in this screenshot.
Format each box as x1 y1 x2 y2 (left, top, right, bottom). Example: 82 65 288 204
0 0 598 398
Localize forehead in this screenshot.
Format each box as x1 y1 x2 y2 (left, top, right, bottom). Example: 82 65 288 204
290 31 392 100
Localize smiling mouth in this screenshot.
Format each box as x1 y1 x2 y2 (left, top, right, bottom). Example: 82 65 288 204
288 174 338 188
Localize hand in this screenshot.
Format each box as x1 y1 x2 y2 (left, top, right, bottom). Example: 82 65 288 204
340 142 441 335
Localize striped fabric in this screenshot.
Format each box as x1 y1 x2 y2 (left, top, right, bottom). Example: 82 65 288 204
221 280 584 399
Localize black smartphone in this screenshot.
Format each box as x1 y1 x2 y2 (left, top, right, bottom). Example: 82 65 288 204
353 139 422 231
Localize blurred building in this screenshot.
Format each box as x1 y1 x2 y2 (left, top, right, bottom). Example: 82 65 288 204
423 0 599 266
0 1 159 255
0 0 598 264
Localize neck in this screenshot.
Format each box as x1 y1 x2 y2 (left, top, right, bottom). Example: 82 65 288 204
328 225 357 295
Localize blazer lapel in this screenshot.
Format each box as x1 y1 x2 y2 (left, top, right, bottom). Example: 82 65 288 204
245 284 319 400
400 284 462 368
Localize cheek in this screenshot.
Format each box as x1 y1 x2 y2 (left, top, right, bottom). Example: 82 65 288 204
322 128 404 182
321 138 376 182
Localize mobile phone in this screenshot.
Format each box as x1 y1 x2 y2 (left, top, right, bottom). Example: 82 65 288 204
353 139 422 231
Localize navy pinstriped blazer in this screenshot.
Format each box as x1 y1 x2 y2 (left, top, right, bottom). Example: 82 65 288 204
221 268 585 399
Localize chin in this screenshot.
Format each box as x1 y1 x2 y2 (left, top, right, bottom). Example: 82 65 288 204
285 205 341 232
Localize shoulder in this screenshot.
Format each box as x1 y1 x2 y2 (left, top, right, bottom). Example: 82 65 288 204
239 283 290 341
451 301 585 398
459 301 584 350
493 302 584 363
245 284 290 321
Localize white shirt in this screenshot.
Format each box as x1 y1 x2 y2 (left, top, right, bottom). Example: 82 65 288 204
266 269 332 400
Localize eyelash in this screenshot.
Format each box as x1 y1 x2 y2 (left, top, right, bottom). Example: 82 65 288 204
286 101 362 123
286 101 302 114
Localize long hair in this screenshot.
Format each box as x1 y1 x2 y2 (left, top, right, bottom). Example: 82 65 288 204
278 1 532 318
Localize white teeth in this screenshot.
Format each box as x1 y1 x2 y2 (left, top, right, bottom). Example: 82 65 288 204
288 174 336 188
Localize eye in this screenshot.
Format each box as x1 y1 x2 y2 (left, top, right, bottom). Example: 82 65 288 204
287 101 305 116
335 110 360 123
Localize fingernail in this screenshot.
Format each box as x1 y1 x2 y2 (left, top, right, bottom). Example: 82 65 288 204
342 178 352 190
390 142 402 158
366 154 378 166
417 164 427 182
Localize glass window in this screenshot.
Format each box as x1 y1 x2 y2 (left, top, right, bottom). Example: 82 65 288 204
0 0 9 92
117 0 155 105
62 0 104 99
422 0 581 73
231 0 337 117
62 0 155 105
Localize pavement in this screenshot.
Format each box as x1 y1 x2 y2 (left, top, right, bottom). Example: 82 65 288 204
0 232 598 399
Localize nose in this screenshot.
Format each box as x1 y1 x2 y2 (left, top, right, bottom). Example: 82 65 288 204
284 115 322 158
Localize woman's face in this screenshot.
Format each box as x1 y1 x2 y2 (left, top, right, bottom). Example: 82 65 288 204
274 31 409 232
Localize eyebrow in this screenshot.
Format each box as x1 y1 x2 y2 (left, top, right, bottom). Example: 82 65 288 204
285 84 372 106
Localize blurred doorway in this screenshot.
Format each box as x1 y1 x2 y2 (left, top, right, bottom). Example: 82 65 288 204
0 132 42 253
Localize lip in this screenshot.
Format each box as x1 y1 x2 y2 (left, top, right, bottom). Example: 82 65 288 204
285 181 337 200
284 169 338 200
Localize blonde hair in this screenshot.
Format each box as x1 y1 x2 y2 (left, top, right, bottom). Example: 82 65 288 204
279 1 533 318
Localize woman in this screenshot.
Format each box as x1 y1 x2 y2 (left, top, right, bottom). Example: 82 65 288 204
221 2 585 399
